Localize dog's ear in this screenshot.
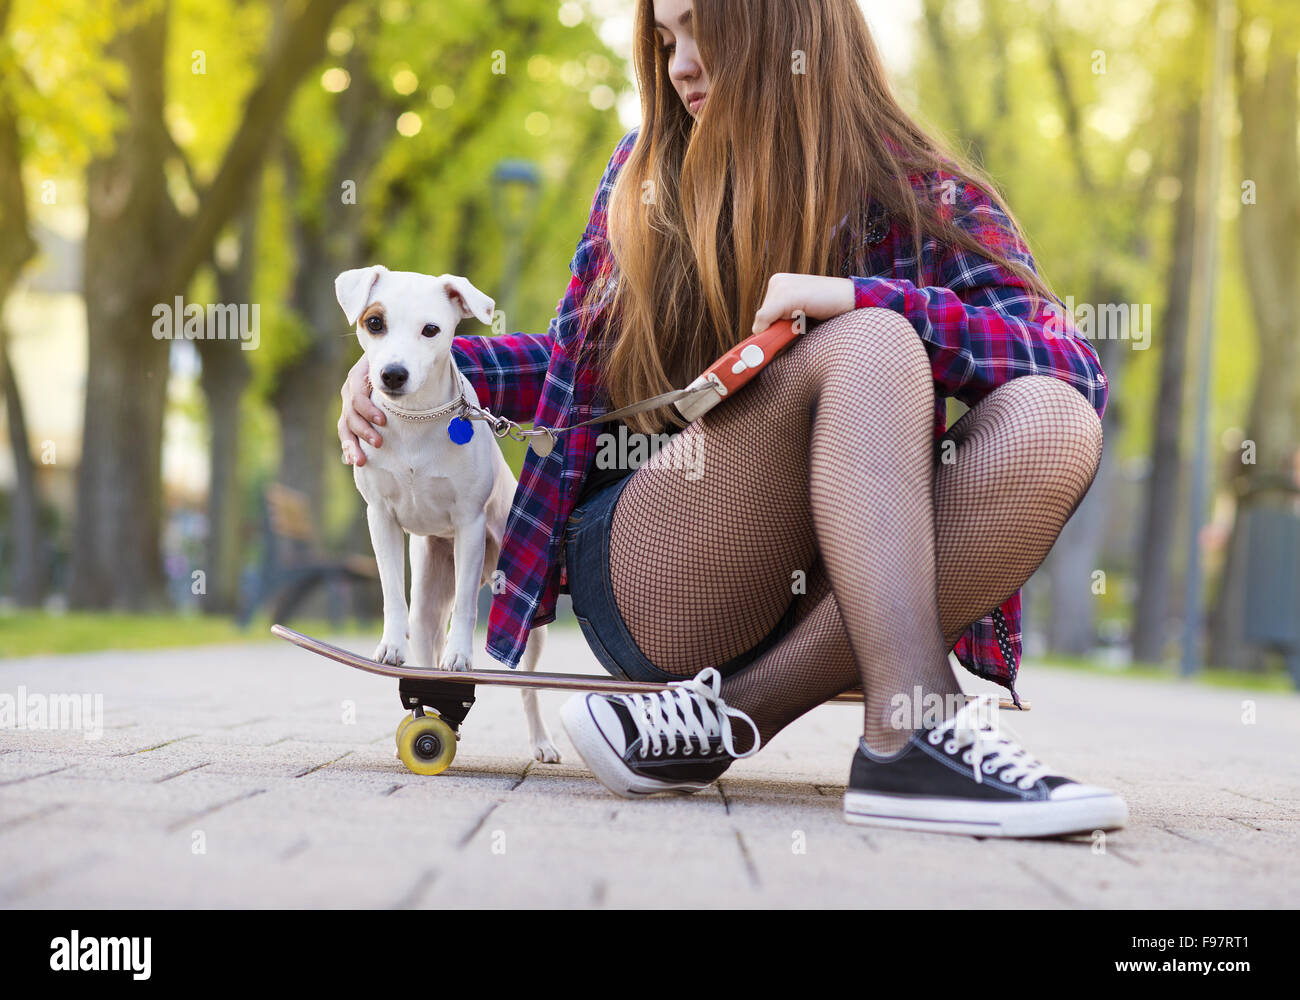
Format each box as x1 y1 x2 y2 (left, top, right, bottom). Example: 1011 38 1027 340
441 275 495 326
335 266 388 326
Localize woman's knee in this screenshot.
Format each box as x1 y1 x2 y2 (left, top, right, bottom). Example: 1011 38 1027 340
985 375 1103 477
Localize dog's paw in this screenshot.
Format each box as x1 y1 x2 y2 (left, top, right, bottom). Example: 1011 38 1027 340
531 738 562 764
373 635 408 666
438 647 473 672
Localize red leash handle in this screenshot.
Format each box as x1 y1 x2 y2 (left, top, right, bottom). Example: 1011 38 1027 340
672 318 801 422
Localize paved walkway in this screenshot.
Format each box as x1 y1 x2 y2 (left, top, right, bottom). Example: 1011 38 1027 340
2 627 1296 907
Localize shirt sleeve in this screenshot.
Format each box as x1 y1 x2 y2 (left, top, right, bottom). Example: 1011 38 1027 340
850 179 1108 418
451 333 553 424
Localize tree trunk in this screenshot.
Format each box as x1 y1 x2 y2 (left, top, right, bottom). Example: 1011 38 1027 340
1131 103 1201 663
196 190 260 614
1 330 45 604
271 170 355 536
67 0 347 608
70 6 174 609
0 0 44 605
1208 11 1300 669
271 348 341 537
197 342 249 613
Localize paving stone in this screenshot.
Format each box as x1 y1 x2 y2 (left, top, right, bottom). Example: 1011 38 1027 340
1 630 1296 907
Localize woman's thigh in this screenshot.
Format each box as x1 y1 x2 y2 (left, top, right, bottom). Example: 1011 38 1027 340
607 388 815 671
605 307 929 674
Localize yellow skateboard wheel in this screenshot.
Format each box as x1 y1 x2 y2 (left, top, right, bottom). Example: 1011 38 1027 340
395 712 417 746
396 715 457 775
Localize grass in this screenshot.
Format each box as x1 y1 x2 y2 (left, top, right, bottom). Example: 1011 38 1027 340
0 611 378 659
1031 652 1295 692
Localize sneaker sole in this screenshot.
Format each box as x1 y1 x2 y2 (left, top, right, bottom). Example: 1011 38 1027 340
560 694 715 798
842 789 1128 838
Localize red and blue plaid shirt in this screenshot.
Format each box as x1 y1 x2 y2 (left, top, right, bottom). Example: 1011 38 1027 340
451 127 1107 699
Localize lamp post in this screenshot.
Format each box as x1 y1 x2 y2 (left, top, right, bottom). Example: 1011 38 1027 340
490 159 541 327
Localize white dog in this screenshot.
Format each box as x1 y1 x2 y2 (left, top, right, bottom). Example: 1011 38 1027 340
335 265 559 763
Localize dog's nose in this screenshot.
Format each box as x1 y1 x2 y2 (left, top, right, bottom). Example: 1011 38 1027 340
380 365 408 391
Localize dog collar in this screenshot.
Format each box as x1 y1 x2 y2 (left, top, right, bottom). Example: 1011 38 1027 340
374 390 466 422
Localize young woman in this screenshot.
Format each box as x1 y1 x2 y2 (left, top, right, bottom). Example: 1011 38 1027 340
339 0 1126 837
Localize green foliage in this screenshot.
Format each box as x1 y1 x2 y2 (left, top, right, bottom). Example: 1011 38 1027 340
7 0 126 173
165 0 270 176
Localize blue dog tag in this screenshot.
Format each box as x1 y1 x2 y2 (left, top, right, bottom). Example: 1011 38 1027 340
447 417 474 445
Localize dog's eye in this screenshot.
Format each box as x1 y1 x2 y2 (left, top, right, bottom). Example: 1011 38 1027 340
365 315 384 333
421 324 440 338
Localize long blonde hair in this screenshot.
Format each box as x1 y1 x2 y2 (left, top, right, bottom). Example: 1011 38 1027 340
580 0 1052 434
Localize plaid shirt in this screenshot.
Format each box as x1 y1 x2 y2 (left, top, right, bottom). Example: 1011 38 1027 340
451 127 1107 700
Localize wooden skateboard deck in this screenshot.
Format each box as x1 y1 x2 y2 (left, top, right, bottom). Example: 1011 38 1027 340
271 624 1027 709
272 624 1027 775
273 624 688 694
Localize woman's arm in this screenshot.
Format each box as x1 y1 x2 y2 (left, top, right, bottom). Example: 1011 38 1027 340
749 182 1108 421
850 183 1109 418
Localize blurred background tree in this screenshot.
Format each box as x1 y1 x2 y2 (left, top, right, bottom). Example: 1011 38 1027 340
910 0 1298 679
1 0 121 607
1 0 628 617
1207 0 1300 670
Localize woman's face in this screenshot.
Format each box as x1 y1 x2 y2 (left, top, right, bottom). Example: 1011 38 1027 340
653 0 710 117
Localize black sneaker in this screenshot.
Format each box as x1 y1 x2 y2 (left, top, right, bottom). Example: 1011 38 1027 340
844 701 1127 837
561 667 760 797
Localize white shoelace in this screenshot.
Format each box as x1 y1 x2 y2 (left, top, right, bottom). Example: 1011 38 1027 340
617 667 761 761
927 701 1053 789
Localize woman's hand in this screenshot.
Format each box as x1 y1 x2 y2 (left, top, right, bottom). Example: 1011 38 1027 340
751 273 856 334
338 356 386 467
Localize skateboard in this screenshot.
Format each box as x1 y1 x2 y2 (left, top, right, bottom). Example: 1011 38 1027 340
271 624 1028 775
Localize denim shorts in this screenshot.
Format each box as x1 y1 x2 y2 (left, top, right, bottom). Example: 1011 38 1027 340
562 474 801 683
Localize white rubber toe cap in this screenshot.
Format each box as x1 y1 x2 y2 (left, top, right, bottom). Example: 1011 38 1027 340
1049 782 1119 801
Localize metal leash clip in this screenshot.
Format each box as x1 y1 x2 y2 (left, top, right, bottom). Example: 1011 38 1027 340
454 396 560 455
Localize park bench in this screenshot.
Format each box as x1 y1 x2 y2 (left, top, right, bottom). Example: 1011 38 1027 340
238 482 378 627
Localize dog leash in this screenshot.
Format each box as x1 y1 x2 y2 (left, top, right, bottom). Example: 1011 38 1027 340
367 364 708 455
376 317 804 458
455 382 716 457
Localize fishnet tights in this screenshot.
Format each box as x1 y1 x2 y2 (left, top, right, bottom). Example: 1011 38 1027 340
606 308 1103 755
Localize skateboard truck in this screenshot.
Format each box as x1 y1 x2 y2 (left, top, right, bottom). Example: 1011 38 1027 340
398 676 476 731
